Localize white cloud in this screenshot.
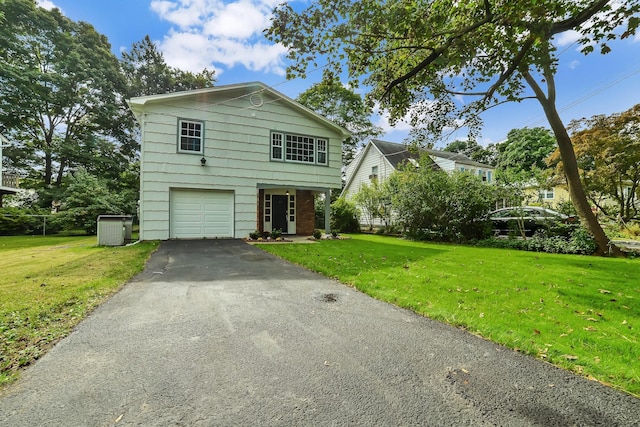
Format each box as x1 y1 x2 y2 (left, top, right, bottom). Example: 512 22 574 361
372 103 414 134
150 0 287 75
36 0 59 11
569 59 580 70
555 30 581 47
203 0 271 39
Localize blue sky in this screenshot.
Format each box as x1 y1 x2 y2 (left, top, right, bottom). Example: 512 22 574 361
38 0 640 148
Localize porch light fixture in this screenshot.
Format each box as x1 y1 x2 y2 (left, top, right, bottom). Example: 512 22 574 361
200 157 206 166
285 189 290 196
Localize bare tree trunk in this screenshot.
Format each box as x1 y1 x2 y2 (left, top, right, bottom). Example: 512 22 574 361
523 68 621 256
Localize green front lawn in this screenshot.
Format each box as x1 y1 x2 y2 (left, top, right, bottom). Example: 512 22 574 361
258 234 640 397
0 236 158 386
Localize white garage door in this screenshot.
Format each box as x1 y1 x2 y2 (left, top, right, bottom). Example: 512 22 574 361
170 190 234 239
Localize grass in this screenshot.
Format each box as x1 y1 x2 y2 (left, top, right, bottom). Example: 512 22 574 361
0 235 158 386
257 234 640 397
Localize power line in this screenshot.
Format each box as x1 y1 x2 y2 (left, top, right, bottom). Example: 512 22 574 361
520 65 640 129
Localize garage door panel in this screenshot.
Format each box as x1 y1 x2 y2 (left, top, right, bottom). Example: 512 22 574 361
170 190 234 239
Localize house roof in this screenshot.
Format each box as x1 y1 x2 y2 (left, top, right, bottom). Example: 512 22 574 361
127 81 351 138
342 139 495 196
371 139 494 169
370 139 425 169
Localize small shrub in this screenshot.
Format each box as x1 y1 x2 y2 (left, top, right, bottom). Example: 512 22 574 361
313 229 322 240
567 227 598 254
331 229 339 238
271 228 282 239
476 225 597 255
249 230 260 240
0 207 60 235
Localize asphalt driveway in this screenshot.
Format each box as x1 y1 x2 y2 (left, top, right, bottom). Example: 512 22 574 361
1 239 638 426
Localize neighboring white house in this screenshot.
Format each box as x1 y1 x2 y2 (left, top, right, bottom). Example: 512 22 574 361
0 133 19 208
342 139 495 226
343 139 495 198
127 82 350 240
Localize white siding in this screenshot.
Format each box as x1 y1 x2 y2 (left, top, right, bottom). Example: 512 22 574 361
342 145 394 201
136 86 343 240
342 145 395 228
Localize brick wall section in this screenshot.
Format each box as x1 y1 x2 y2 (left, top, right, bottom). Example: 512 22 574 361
257 189 264 233
296 190 315 236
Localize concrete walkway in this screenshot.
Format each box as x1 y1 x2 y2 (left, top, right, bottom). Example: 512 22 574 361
1 240 638 426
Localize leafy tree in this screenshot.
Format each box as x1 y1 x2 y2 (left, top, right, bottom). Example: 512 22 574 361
443 139 498 166
496 128 557 178
552 104 640 222
0 0 126 188
296 79 382 165
121 35 216 98
54 169 134 234
267 0 640 255
353 178 393 230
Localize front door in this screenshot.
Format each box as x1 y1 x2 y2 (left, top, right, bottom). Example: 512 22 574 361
272 195 288 233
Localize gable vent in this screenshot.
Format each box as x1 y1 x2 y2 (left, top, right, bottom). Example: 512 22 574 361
250 93 264 107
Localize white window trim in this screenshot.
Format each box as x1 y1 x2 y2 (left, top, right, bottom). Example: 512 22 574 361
271 132 284 161
178 119 204 154
540 189 555 199
270 131 328 166
317 138 328 165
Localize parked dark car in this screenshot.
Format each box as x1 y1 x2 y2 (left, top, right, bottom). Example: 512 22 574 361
489 206 575 236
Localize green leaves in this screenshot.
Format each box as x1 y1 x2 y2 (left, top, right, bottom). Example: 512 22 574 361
268 0 639 142
296 78 382 165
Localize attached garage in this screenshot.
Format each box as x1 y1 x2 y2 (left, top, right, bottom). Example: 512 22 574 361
170 189 234 239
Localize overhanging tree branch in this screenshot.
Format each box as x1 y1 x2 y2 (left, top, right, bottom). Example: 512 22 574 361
383 0 495 98
551 0 610 34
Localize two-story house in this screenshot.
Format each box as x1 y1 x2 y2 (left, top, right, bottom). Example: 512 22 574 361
127 82 349 240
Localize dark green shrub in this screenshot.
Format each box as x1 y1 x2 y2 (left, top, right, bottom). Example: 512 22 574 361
0 207 61 235
249 230 260 240
271 228 282 239
330 197 360 233
313 229 322 240
390 165 494 242
476 225 597 255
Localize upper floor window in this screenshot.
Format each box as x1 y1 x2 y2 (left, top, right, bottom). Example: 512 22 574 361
178 119 203 154
270 131 328 165
478 169 492 183
370 165 379 180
